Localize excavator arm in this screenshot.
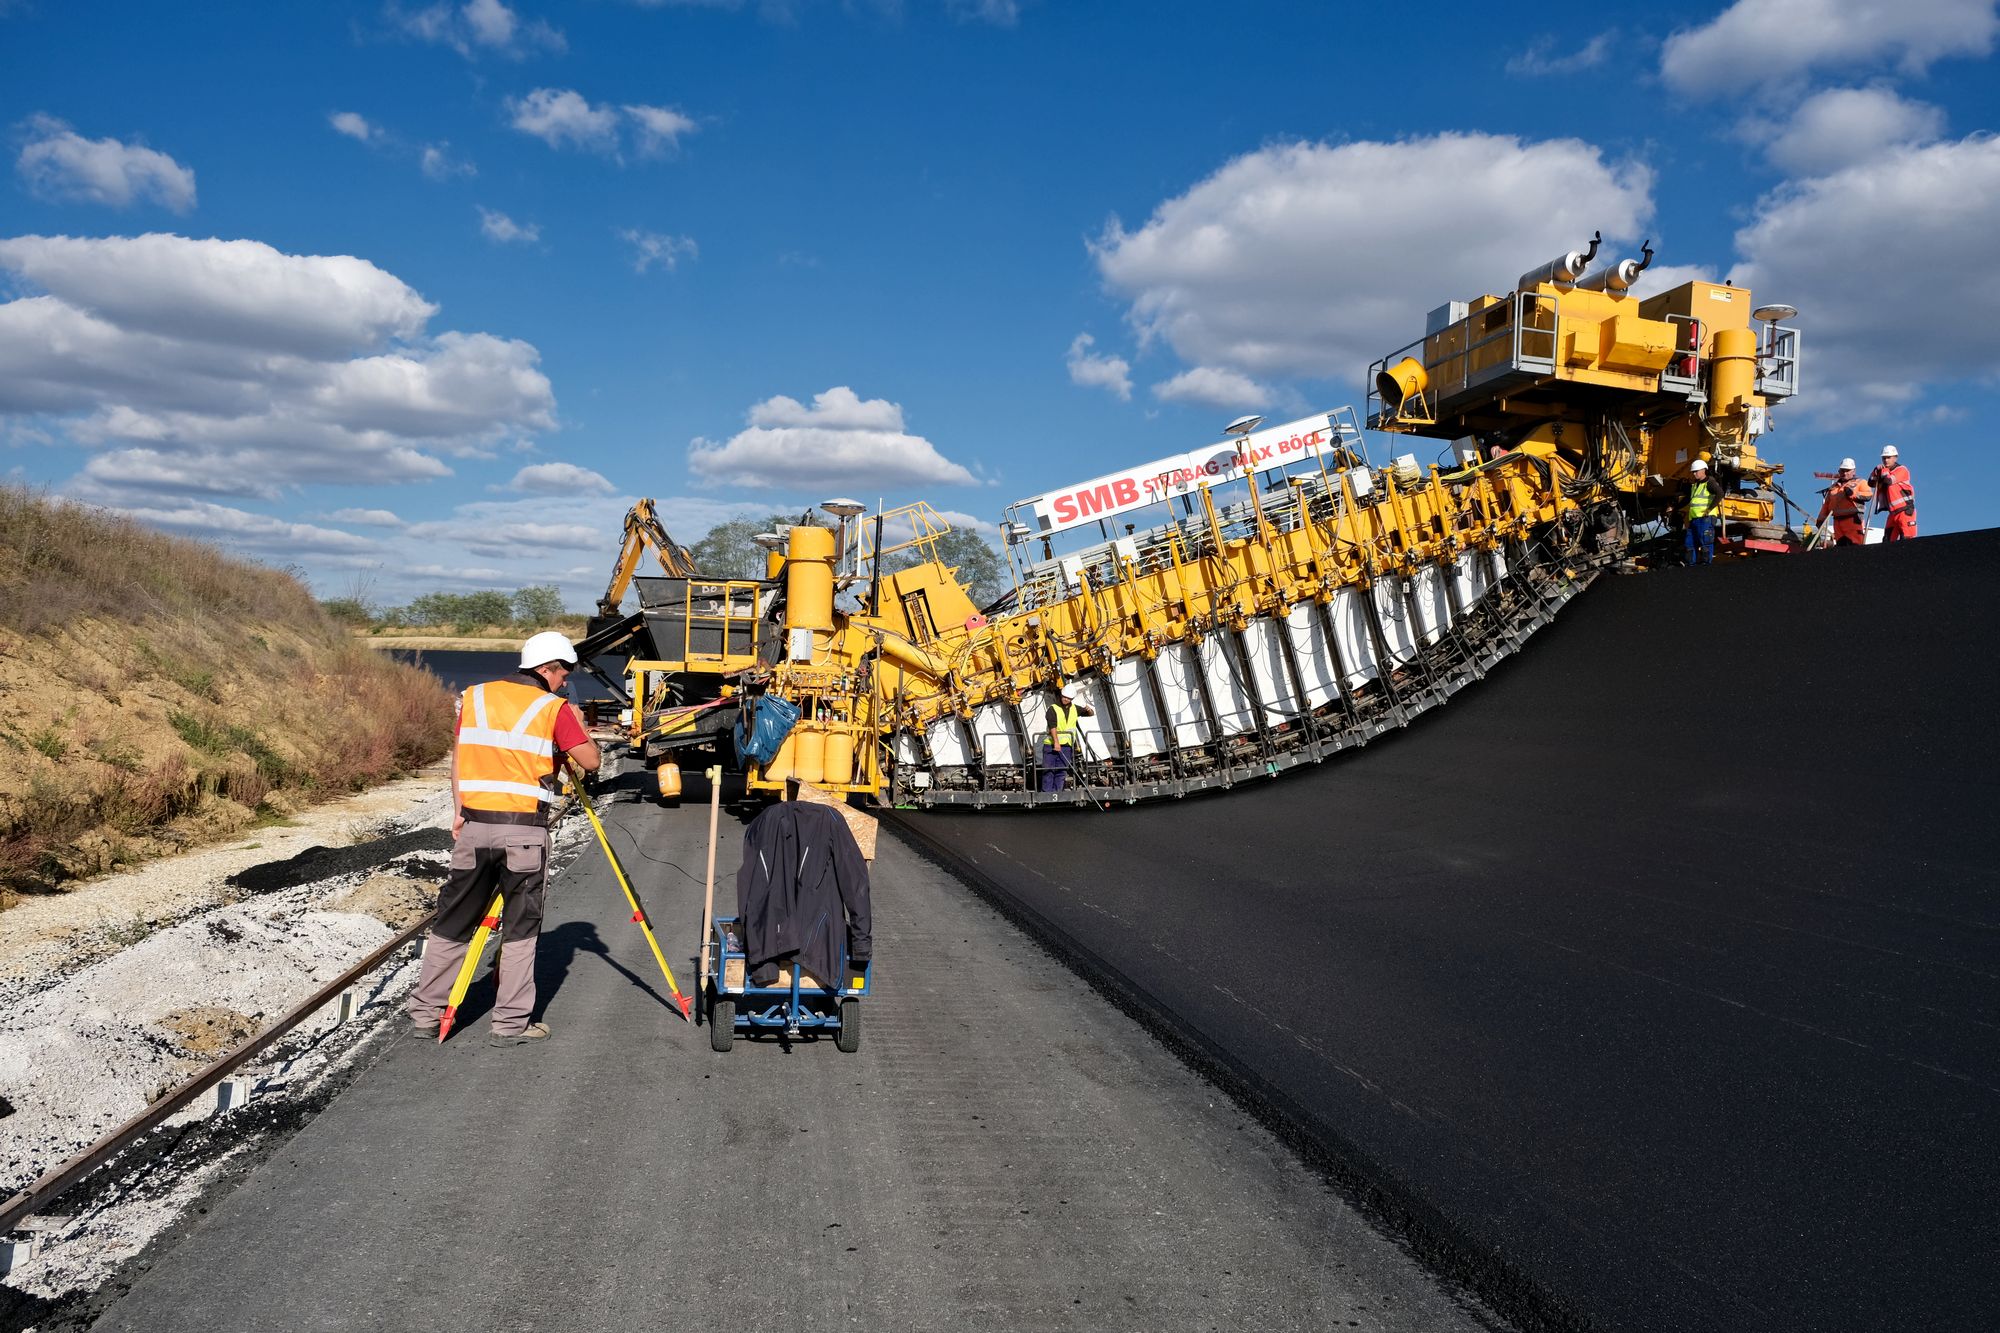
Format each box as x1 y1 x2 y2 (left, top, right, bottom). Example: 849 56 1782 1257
596 498 699 617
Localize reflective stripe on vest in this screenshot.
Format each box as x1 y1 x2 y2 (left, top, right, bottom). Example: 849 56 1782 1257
1048 702 1080 747
1687 480 1718 520
457 681 563 812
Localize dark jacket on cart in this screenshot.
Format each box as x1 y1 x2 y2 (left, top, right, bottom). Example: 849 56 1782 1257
737 802 872 987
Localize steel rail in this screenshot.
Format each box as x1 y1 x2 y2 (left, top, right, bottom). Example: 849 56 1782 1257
0 909 437 1236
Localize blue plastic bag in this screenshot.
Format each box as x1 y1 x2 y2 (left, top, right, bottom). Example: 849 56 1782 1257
733 694 800 767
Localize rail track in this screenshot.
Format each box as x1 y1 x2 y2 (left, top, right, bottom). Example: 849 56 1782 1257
0 912 435 1241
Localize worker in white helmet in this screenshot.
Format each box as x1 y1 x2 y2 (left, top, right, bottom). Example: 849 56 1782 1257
1815 457 1873 546
1683 458 1723 566
1869 445 1917 542
407 630 601 1046
1039 685 1096 793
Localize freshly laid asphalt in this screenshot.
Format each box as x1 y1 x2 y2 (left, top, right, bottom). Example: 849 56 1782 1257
909 529 2000 1333
92 770 1499 1332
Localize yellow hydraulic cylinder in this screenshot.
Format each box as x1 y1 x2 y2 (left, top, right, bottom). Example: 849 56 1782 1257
785 525 836 636
1709 326 1757 417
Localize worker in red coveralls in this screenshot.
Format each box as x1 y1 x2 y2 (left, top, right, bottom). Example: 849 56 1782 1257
1870 445 1917 542
407 631 600 1046
1815 457 1873 546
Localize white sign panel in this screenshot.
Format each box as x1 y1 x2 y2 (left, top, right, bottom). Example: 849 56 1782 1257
1018 413 1341 538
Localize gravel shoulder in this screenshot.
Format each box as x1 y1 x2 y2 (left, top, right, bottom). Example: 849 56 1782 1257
0 766 485 1327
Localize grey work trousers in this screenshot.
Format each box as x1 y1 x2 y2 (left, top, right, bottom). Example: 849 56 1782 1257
407 817 550 1035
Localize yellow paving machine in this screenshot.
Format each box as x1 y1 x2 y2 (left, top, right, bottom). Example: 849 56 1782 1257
585 239 1805 807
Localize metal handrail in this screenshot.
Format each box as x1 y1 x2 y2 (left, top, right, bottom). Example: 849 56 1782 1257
1757 324 1801 400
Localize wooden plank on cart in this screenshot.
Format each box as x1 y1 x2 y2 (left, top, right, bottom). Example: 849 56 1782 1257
787 778 878 861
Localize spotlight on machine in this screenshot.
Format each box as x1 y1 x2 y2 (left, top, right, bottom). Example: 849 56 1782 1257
1375 357 1432 424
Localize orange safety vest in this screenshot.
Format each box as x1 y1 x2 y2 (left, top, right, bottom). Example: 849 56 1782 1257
1871 464 1915 515
1817 477 1872 523
456 679 564 813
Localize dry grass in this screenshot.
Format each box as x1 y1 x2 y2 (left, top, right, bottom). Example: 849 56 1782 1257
0 486 455 902
0 485 319 633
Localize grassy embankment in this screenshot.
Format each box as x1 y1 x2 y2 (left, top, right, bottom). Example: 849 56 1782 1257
0 487 456 907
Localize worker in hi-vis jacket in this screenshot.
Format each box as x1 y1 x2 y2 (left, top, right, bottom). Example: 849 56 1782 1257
1683 458 1723 567
1039 687 1095 793
1816 458 1873 547
1870 445 1917 542
406 631 600 1046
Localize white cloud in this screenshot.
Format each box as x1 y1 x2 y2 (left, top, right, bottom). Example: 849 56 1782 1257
508 89 704 161
1661 0 2000 96
329 112 473 180
624 104 698 156
392 0 564 58
510 461 614 495
948 0 1020 24
111 500 383 555
329 111 380 143
1728 134 2000 412
421 143 476 180
509 88 621 153
0 232 556 500
326 507 407 527
1507 30 1617 76
689 386 979 490
478 206 540 243
1066 333 1132 401
0 233 435 356
1151 366 1276 409
1092 134 1653 390
621 228 697 272
15 115 196 213
1754 86 1945 175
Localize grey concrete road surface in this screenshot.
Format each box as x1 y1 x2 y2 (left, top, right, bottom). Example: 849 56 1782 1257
913 529 2000 1333
92 769 1501 1333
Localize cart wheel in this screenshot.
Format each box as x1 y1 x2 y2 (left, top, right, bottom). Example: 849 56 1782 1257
709 997 735 1053
834 999 860 1053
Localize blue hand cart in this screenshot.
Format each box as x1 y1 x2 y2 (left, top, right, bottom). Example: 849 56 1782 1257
704 916 870 1053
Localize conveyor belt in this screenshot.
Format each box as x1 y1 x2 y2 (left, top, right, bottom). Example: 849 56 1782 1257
900 530 2000 1333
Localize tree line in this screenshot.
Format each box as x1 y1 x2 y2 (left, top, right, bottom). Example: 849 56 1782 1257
322 585 568 633
320 514 1011 631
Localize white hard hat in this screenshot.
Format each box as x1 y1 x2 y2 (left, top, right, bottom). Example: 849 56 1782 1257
1881 444 1899 457
519 630 578 670
1689 459 1708 472
1839 457 1855 471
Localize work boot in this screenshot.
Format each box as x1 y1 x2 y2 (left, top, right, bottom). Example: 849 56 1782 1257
409 1016 439 1039
489 1021 552 1047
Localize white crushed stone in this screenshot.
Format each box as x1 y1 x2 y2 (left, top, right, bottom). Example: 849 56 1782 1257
0 769 607 1309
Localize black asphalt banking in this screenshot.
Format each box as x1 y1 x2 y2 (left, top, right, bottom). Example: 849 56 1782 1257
90 769 1500 1333
907 529 2000 1333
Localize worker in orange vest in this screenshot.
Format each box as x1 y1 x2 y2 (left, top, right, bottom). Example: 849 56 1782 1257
407 631 601 1045
1815 457 1873 546
1869 445 1917 541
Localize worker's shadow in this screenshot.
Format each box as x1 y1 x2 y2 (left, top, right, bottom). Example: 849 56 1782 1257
534 920 681 1017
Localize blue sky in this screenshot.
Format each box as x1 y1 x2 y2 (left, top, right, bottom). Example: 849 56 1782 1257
3 0 1997 609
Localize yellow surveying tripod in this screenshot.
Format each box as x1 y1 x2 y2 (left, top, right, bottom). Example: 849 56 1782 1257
434 767 694 1041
